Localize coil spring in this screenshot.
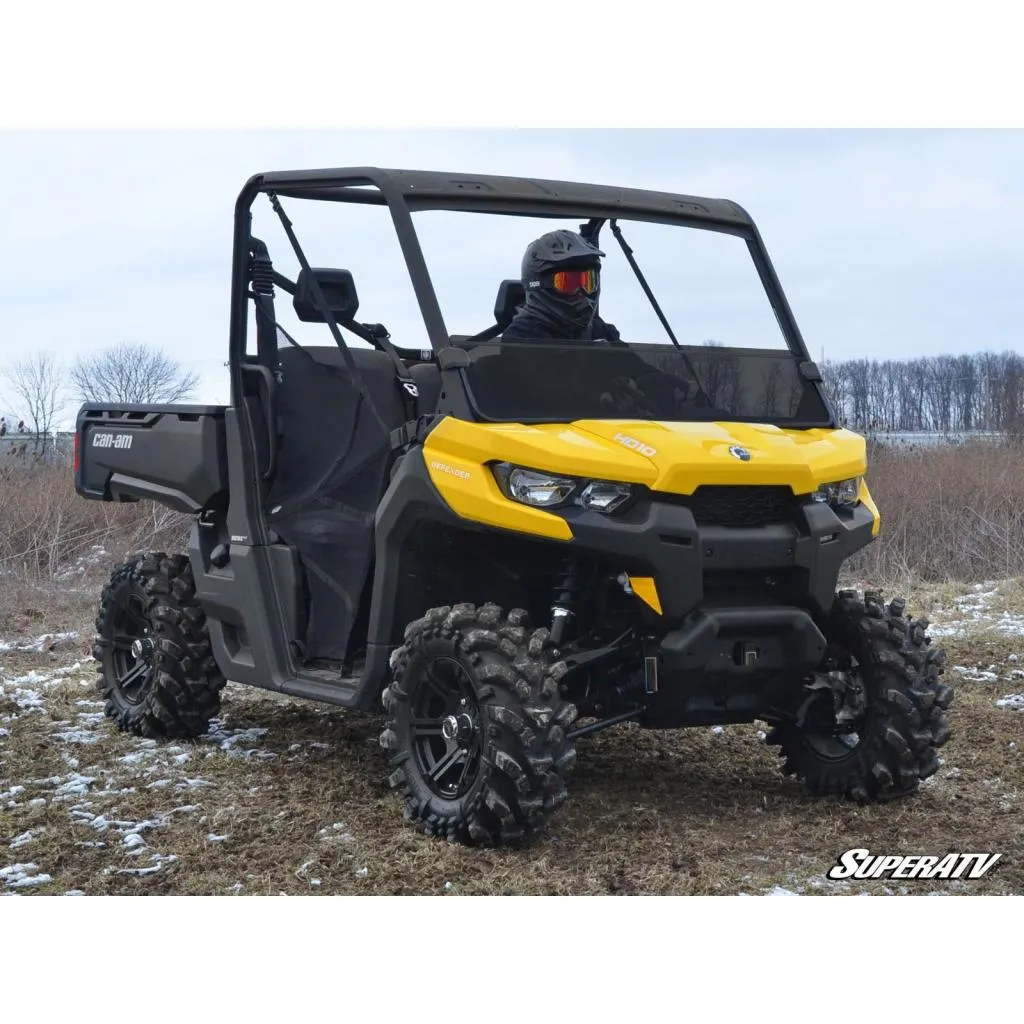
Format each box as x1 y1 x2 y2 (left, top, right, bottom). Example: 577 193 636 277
552 559 584 613
250 254 275 296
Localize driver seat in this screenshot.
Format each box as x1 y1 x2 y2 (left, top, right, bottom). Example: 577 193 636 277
494 278 525 329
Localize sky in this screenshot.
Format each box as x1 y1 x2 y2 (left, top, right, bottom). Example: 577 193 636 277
1 138 1022 422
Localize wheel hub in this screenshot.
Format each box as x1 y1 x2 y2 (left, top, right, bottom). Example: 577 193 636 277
441 713 474 743
130 637 155 660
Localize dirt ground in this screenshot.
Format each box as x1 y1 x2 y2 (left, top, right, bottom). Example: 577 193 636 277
1 579 1021 896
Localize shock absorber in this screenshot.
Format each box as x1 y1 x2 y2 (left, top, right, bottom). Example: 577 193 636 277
550 558 584 647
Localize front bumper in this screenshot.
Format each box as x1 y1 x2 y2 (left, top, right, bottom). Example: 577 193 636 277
560 492 876 622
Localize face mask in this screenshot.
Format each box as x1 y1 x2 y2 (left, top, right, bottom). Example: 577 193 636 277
522 270 601 337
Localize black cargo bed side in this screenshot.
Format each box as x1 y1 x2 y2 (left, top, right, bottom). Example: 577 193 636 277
75 403 229 514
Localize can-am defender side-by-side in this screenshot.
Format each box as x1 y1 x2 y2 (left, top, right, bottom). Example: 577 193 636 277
75 168 953 845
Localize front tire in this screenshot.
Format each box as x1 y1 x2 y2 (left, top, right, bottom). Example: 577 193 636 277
92 553 226 739
380 602 578 846
767 589 954 802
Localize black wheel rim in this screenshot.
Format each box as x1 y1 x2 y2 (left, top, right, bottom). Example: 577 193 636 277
802 650 868 761
409 656 484 800
109 588 155 707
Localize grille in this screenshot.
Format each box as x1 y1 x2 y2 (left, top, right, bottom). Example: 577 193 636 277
667 486 803 527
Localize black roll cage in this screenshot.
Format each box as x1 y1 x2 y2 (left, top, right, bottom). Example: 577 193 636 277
228 167 827 417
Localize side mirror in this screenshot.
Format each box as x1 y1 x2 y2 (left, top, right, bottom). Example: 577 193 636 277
293 268 360 323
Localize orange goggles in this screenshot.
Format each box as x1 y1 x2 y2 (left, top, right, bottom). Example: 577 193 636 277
550 268 598 294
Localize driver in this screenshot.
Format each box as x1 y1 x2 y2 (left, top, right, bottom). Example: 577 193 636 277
501 230 623 343
501 230 706 416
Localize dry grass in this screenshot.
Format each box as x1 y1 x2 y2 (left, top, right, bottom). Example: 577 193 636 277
0 464 188 589
849 438 1024 585
1 580 1021 897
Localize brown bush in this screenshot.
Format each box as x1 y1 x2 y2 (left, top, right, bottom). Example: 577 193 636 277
1 440 1021 602
0 463 189 584
850 438 1024 585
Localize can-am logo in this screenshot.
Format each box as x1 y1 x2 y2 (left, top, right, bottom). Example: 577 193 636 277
613 433 657 457
91 432 133 450
827 848 1002 881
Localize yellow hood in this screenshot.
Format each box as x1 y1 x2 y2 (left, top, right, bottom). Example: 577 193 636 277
570 420 868 495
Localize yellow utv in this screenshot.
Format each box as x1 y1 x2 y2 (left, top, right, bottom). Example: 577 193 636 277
75 167 953 846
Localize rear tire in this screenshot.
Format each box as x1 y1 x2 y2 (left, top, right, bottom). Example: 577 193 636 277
380 602 578 846
92 553 226 739
767 589 953 802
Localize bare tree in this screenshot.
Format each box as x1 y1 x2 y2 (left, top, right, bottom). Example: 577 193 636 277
1 352 67 456
70 343 199 405
820 359 850 425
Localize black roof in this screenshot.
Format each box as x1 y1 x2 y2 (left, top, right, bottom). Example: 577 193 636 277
250 166 754 229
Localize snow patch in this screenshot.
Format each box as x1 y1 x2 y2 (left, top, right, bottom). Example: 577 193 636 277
54 773 97 798
53 546 110 582
0 862 52 890
929 583 1024 639
10 830 39 850
52 727 101 745
318 822 355 844
953 665 999 683
107 852 178 877
0 631 78 654
203 723 275 759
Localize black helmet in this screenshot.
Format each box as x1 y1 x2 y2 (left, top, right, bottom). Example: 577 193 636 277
513 230 606 339
521 229 605 283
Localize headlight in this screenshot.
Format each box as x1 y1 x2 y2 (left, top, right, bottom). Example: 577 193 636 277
579 481 633 513
812 476 861 508
492 463 633 513
505 467 578 507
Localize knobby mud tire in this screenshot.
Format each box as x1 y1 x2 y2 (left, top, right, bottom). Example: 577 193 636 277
767 589 954 803
380 602 578 846
93 553 226 739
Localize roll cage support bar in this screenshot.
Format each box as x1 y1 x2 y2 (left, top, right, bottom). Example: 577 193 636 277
229 168 817 378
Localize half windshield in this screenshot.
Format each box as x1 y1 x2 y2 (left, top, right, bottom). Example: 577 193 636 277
458 340 827 423
411 212 830 425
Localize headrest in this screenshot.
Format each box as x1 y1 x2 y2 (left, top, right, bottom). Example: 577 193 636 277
494 279 525 328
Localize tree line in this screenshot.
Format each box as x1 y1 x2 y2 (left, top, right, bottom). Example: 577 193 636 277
819 350 1024 434
1 344 198 459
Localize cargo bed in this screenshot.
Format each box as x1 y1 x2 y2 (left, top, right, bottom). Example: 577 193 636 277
75 403 228 514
